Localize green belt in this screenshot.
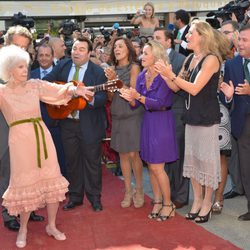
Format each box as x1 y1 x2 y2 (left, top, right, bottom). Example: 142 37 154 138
9 117 48 168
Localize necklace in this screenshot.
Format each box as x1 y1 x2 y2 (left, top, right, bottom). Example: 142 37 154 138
193 53 203 60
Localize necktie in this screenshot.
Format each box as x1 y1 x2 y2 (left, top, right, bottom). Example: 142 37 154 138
42 70 47 78
177 30 181 40
243 59 250 84
71 66 80 118
73 66 80 81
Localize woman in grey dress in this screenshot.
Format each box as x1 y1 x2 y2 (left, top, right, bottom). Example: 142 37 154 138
105 37 144 208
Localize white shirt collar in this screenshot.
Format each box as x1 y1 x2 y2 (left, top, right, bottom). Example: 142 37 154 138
166 48 172 55
178 25 187 36
40 65 53 76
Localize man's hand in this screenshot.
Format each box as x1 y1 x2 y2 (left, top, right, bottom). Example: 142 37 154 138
220 80 235 100
235 80 250 95
174 39 182 45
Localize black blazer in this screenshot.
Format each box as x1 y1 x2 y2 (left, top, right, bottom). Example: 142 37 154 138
43 58 107 144
175 25 192 57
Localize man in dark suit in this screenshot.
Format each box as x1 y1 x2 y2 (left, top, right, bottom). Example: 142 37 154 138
173 9 192 57
219 20 244 200
44 37 107 212
31 43 66 176
154 28 189 208
0 25 44 232
220 24 250 221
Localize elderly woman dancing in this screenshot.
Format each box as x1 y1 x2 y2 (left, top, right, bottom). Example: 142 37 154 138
0 45 93 248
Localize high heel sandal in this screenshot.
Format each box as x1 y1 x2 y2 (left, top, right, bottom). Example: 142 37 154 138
185 210 200 220
46 225 66 241
195 208 212 223
212 200 223 214
121 189 133 208
157 203 176 222
148 200 162 219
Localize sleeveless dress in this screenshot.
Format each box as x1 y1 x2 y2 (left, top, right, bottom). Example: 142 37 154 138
0 79 70 216
110 64 144 153
182 55 221 190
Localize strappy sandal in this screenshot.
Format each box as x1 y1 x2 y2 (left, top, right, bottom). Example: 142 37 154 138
195 207 212 223
157 203 176 222
185 210 200 220
212 200 223 214
148 200 162 219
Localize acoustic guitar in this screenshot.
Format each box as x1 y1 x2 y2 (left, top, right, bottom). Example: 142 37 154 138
46 79 123 119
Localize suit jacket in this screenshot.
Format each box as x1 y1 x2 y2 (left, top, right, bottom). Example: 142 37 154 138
30 67 57 128
168 49 185 75
43 58 107 144
175 25 192 57
168 49 186 110
222 55 250 139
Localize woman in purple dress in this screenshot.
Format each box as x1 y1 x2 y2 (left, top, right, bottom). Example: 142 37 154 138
120 40 178 221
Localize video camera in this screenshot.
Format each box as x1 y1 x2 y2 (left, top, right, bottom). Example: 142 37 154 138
59 20 80 55
99 26 111 42
12 12 35 30
60 20 80 37
207 0 250 23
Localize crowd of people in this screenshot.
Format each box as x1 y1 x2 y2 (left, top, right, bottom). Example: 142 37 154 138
0 1 250 248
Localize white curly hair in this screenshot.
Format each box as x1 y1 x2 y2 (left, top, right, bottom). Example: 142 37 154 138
0 45 30 83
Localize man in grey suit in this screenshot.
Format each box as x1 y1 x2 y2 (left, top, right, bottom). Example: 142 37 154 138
154 28 189 208
0 25 44 231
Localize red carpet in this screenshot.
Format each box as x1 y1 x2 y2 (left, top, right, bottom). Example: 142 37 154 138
0 167 240 250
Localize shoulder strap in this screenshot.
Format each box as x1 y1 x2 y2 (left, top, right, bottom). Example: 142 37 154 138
184 54 194 71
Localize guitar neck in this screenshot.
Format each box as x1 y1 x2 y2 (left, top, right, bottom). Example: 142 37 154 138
93 84 106 92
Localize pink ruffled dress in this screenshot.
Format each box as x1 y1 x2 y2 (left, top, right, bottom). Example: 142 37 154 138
0 79 71 216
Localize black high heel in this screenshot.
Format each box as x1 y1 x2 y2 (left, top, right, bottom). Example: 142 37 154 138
195 208 212 223
157 203 176 222
185 210 200 220
148 200 162 219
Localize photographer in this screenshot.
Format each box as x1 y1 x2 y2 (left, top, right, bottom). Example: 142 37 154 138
58 20 80 56
130 2 159 38
208 0 250 27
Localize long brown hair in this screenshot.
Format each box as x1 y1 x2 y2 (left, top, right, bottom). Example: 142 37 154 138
110 37 137 66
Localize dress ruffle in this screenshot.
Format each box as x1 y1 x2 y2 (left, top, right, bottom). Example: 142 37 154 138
2 176 69 216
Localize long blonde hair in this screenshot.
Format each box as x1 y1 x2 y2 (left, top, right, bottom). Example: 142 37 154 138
192 20 223 62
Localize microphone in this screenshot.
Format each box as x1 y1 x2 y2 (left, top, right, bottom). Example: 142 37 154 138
167 23 174 31
112 23 120 30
